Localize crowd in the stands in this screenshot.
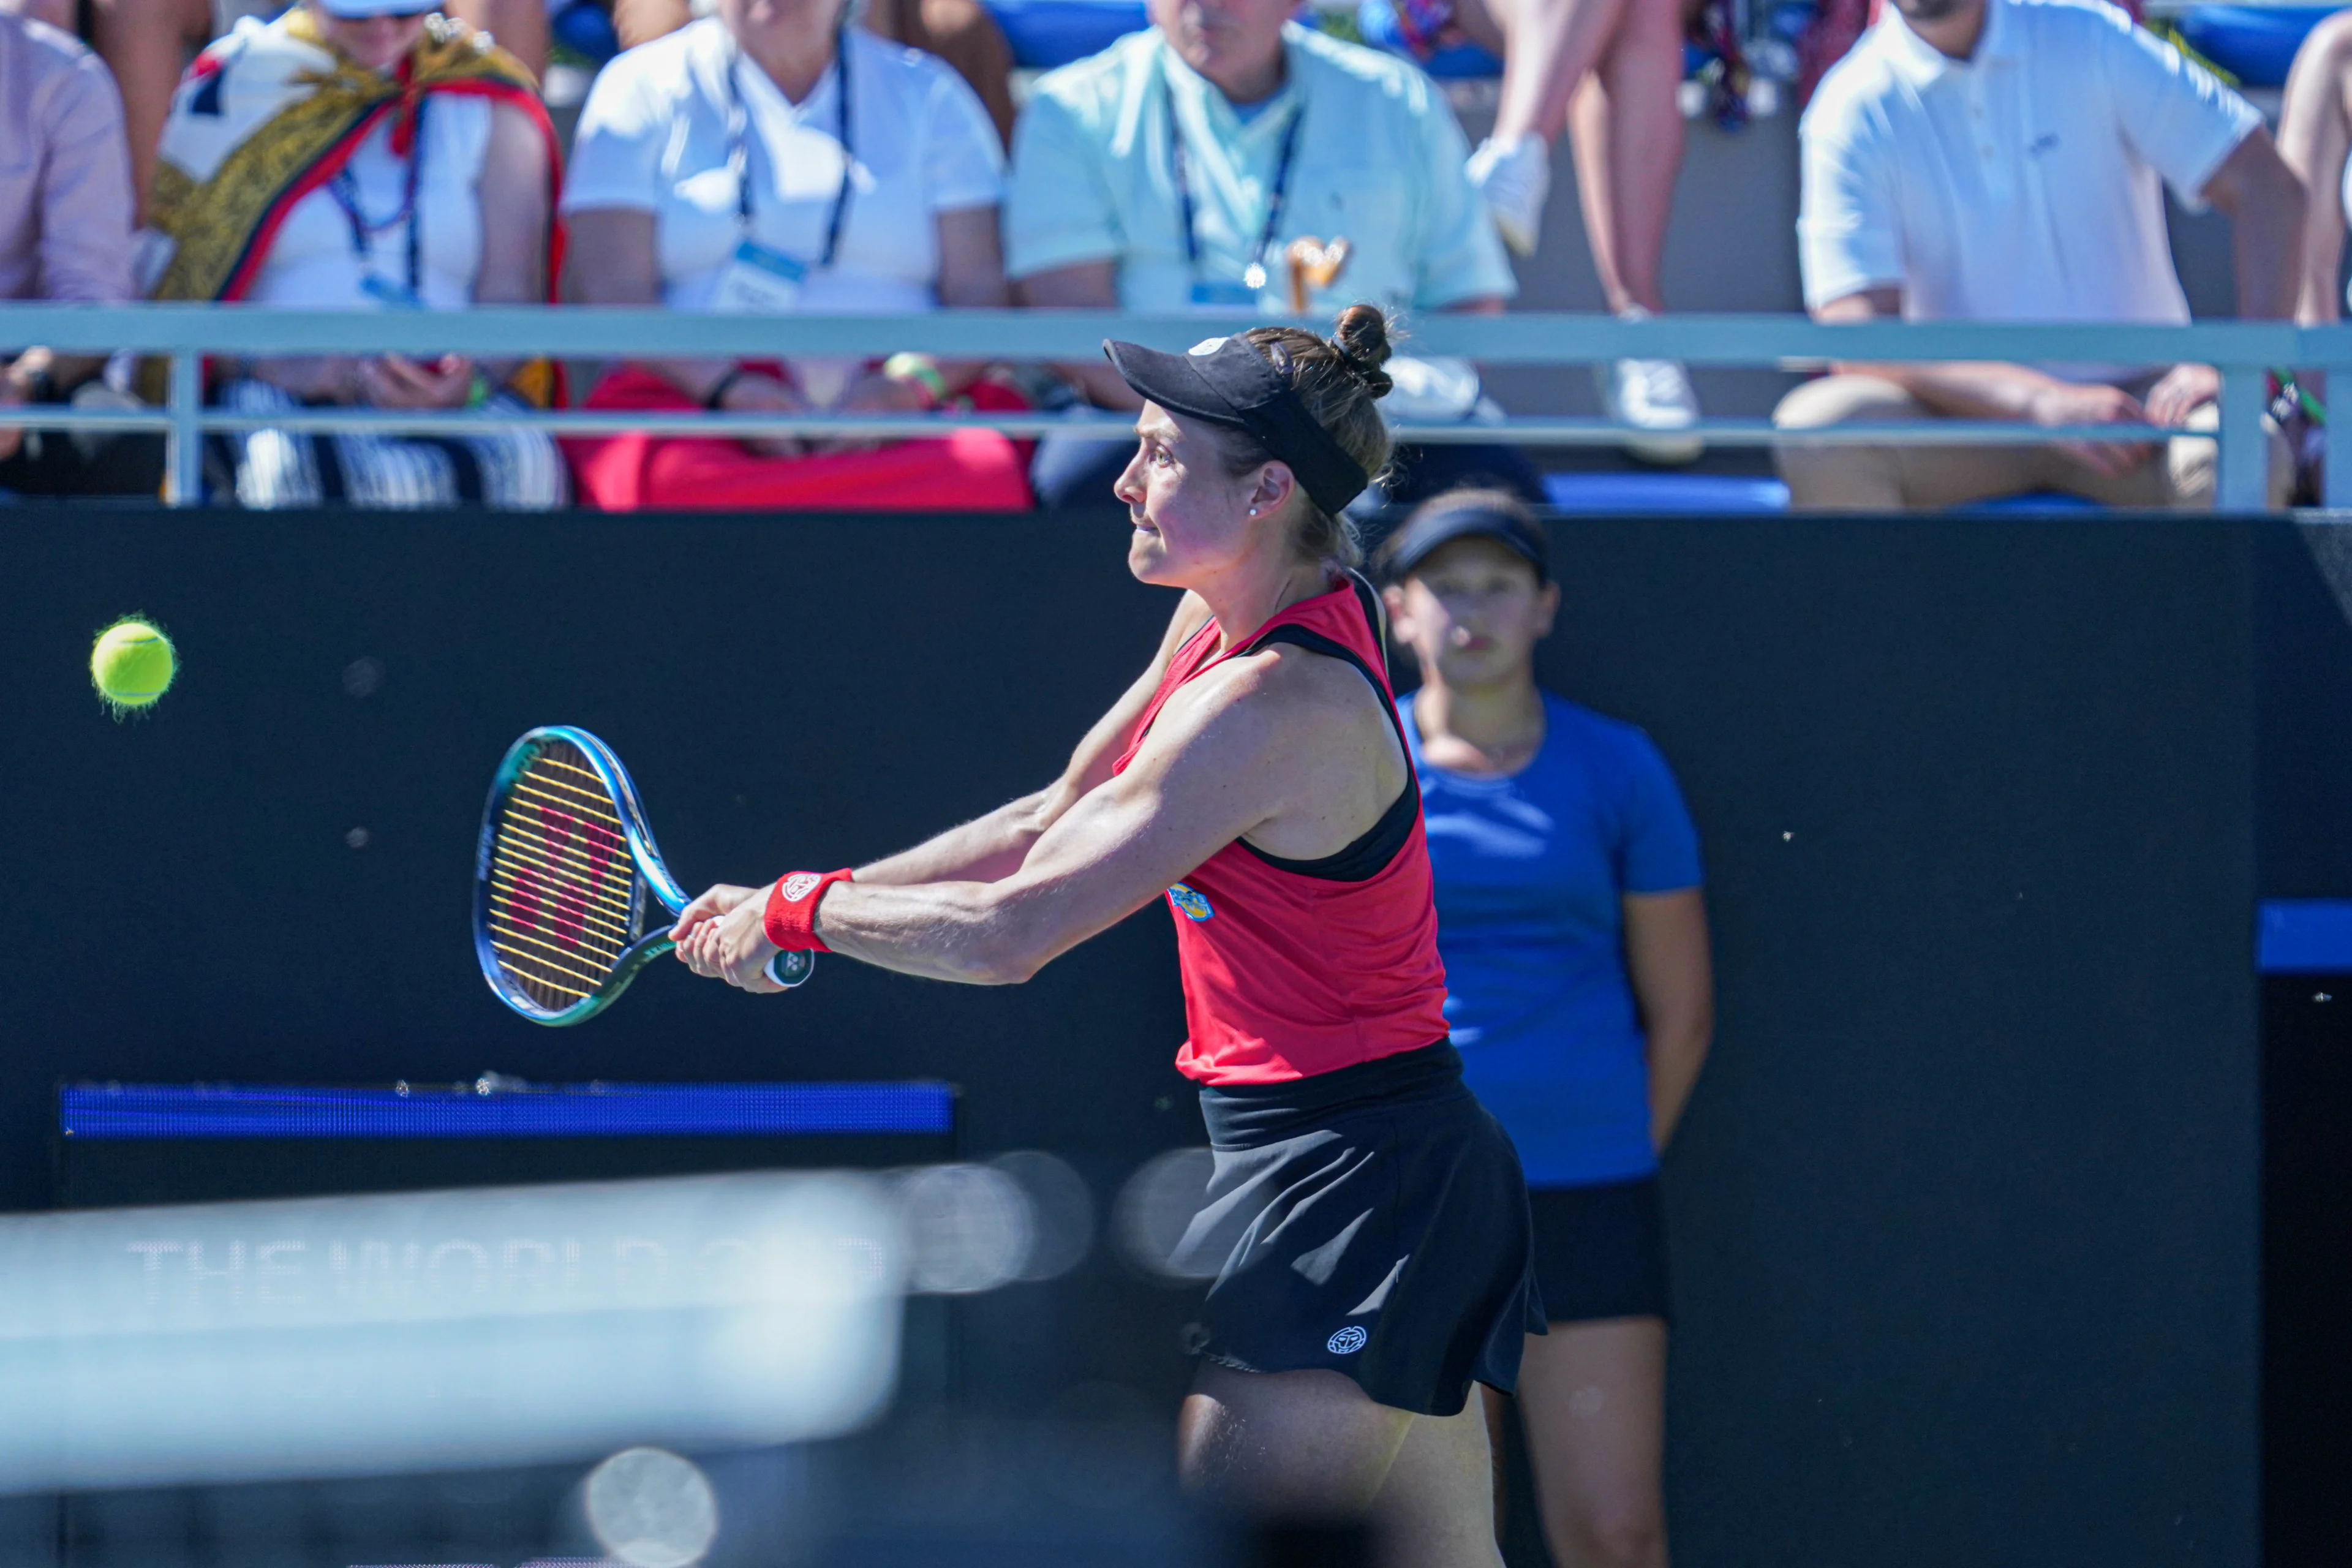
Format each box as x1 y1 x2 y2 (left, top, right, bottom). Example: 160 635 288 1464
0 0 2344 509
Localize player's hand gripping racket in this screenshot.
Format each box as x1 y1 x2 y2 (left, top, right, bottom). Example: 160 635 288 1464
474 726 812 1025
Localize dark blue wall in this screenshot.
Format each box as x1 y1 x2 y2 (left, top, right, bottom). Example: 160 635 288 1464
0 511 2267 1568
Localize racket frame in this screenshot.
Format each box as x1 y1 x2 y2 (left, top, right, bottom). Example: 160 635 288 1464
473 725 812 1026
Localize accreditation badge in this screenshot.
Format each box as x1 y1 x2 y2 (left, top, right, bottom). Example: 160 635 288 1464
710 239 807 313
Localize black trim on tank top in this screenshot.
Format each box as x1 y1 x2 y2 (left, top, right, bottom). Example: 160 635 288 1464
1237 620 1420 882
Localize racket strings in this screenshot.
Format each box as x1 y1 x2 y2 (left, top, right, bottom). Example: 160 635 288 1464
486 872 635 949
485 741 644 1011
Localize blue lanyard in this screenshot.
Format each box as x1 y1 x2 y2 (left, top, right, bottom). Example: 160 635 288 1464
726 31 854 271
327 97 426 293
1167 72 1303 293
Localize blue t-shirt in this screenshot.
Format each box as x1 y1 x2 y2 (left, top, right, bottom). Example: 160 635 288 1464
1404 690 1703 1188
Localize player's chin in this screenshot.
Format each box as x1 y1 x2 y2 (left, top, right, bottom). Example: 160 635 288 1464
1126 530 1175 584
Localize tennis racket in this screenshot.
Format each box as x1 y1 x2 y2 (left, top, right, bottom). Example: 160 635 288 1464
474 726 813 1025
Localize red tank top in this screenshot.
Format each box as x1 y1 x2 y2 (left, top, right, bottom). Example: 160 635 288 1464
1111 575 1451 1085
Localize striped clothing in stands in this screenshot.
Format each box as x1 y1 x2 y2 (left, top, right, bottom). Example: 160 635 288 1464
214 377 568 510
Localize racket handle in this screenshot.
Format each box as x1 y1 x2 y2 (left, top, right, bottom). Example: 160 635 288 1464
764 949 815 989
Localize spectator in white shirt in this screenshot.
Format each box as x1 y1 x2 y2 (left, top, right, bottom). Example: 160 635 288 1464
562 0 1031 511
1774 0 2301 510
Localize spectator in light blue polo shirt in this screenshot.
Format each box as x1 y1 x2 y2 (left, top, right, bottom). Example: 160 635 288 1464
1006 0 1540 509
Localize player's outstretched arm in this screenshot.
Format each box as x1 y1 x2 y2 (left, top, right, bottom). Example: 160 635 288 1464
674 651 1298 990
847 592 1215 888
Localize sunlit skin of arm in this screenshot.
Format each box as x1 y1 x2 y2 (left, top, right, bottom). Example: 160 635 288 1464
671 603 1404 986
1624 887 1711 1148
669 398 1409 991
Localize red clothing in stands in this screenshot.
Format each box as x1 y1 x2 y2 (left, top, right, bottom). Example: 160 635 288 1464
1113 578 1450 1086
565 366 1032 513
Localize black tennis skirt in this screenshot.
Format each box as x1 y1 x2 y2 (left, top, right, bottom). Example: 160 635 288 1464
1170 1041 1547 1417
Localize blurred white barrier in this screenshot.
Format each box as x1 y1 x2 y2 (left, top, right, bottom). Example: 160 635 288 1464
0 1172 903 1491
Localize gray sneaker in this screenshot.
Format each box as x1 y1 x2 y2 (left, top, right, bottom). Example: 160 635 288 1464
1466 134 1550 258
1596 345 1703 466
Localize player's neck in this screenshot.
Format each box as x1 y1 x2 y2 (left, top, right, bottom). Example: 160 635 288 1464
1414 678 1545 774
1202 558 1332 654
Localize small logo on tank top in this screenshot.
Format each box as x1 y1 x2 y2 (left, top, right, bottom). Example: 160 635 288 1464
1167 883 1214 921
1327 1325 1368 1355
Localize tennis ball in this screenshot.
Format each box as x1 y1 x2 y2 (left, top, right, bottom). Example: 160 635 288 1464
89 618 176 715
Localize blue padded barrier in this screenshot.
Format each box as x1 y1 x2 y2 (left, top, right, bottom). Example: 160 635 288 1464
1951 490 2109 514
2174 6 2335 89
984 0 1149 69
58 1080 956 1139
2258 900 2352 972
1543 472 1790 513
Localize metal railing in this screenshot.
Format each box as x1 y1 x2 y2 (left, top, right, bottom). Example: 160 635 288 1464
3 303 2347 511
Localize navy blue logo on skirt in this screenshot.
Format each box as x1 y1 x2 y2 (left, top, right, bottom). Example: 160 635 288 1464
1167 883 1214 921
1327 1325 1368 1355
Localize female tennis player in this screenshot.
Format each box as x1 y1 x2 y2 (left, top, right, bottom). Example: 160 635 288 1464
1379 489 1711 1568
672 305 1540 1561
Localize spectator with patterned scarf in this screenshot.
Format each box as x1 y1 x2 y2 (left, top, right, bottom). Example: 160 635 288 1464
142 0 567 508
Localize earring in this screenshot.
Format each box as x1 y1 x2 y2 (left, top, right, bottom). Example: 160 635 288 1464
1248 507 1259 516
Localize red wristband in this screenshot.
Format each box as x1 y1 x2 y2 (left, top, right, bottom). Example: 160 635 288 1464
763 868 854 952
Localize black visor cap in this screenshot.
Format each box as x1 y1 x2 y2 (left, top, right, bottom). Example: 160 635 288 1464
1103 336 1370 516
1378 502 1550 584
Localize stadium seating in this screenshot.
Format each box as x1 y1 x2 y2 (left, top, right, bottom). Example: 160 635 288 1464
2173 4 2335 88
1353 0 1505 78
982 0 1151 69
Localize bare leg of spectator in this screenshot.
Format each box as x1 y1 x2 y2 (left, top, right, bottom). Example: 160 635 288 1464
445 0 549 80
89 0 213 222
1567 0 1685 318
1452 0 1624 256
1774 373 2180 510
1460 0 1700 456
2278 10 2352 331
1461 0 1626 148
1569 4 1701 461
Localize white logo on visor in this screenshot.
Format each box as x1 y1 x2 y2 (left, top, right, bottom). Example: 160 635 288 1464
1188 337 1227 356
1327 1325 1368 1355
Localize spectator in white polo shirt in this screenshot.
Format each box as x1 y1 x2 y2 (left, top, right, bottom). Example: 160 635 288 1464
1774 0 2302 511
1007 0 1540 510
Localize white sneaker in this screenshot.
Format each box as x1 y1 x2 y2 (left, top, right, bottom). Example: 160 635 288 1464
1596 326 1703 465
1467 134 1550 258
